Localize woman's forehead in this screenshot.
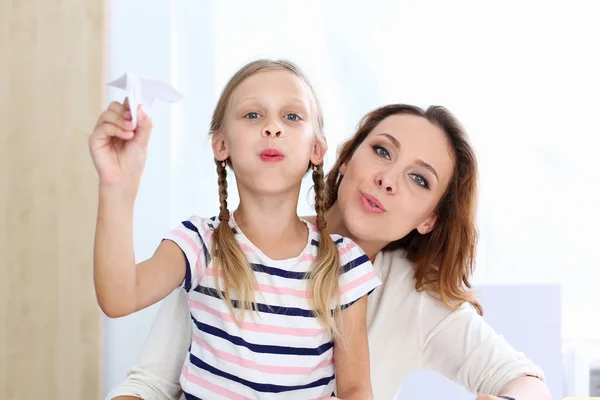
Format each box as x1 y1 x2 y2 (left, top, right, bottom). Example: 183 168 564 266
370 115 449 152
367 114 455 179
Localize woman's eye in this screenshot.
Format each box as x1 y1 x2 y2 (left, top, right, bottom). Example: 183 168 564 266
284 113 301 122
410 174 430 189
245 112 261 120
373 145 391 160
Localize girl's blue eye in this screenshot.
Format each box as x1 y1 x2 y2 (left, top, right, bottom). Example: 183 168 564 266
410 174 430 189
285 113 300 122
373 145 391 160
245 112 260 120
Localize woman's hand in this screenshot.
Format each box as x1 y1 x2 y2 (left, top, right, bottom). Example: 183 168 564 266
112 397 143 400
89 99 153 191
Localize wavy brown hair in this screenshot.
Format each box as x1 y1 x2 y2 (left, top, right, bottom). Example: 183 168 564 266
209 59 342 333
325 104 482 315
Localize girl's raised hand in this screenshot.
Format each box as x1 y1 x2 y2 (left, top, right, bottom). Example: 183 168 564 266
88 99 153 191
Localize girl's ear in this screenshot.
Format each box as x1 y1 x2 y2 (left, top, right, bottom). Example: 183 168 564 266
211 132 229 161
310 136 328 166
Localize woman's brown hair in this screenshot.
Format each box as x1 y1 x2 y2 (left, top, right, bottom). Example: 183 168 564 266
209 59 342 334
325 104 482 315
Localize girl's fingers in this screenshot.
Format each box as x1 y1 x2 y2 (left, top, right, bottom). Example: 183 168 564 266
94 102 133 130
133 105 153 148
99 109 136 131
107 100 126 115
96 123 134 141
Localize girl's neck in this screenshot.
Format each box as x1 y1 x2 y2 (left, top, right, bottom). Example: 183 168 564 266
233 189 307 260
324 204 387 260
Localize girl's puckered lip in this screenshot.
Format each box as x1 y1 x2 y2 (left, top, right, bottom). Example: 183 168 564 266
259 148 285 162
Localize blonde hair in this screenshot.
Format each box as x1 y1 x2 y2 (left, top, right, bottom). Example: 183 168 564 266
209 59 341 335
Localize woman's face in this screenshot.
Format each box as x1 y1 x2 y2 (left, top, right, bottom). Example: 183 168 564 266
337 114 455 249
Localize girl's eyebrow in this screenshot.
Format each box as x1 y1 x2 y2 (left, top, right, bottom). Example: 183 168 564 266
237 96 308 103
235 97 259 105
288 97 309 106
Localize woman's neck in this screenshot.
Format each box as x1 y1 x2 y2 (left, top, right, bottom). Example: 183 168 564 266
324 204 387 260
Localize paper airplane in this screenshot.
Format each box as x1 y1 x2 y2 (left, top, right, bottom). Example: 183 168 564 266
107 73 184 126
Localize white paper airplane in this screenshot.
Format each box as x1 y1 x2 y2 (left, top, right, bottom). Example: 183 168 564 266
107 73 184 126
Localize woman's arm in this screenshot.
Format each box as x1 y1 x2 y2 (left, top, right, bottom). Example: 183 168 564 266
418 299 549 399
105 288 192 400
490 376 551 399
333 296 373 400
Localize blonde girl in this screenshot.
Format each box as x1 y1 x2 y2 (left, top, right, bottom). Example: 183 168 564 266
90 60 381 399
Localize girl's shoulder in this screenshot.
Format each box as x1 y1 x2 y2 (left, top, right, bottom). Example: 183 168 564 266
317 232 366 261
177 214 235 233
299 218 356 252
168 215 232 250
329 233 358 250
173 215 216 234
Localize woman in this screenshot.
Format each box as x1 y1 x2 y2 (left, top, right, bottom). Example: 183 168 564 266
107 104 550 400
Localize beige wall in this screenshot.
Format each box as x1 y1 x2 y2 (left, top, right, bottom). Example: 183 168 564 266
1 2 104 399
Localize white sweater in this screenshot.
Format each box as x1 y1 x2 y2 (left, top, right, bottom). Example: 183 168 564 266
106 250 545 400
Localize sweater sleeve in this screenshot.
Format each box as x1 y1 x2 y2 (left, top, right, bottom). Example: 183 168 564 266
418 299 546 395
105 289 191 400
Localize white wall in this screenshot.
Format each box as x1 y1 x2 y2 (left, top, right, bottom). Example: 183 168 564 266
104 0 177 394
104 1 219 395
104 0 600 396
206 0 600 341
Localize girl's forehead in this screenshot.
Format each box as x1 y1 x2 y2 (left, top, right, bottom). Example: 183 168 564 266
232 70 310 101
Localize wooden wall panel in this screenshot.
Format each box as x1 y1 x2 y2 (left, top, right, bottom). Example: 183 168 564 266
1 2 105 399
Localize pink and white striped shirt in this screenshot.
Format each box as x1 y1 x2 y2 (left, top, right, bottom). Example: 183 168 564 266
165 214 381 400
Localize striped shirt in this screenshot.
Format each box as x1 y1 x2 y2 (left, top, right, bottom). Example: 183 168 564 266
165 214 381 400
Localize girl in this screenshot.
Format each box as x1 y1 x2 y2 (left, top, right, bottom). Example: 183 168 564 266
90 60 381 399
106 104 551 400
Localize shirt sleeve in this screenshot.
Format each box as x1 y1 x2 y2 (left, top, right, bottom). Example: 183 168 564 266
335 236 382 309
418 299 546 395
105 289 191 400
163 216 211 292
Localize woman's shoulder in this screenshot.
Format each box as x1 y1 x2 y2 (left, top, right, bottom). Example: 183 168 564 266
373 249 415 290
371 249 482 350
374 249 473 318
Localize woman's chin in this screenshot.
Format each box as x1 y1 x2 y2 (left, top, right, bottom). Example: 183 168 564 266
343 210 410 247
344 213 384 242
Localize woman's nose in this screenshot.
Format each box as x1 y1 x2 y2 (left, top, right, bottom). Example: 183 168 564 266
376 176 396 194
